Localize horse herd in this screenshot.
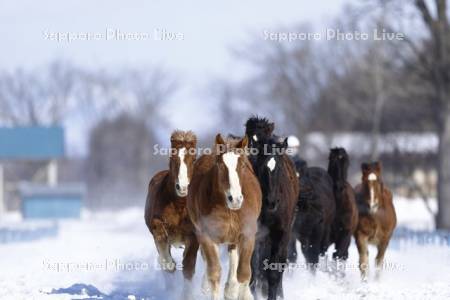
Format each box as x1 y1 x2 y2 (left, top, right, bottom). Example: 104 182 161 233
144 117 397 300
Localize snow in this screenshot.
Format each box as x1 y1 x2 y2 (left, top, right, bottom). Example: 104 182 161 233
1 198 450 300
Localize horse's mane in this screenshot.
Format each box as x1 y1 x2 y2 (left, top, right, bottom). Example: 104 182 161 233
328 147 350 185
171 130 197 143
245 116 274 132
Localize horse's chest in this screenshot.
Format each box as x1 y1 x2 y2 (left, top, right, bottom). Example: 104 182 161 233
201 212 240 244
161 203 192 246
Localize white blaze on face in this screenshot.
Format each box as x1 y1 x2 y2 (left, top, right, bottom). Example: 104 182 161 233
223 152 243 209
177 147 189 189
267 157 276 172
253 135 258 142
368 173 377 181
368 172 378 212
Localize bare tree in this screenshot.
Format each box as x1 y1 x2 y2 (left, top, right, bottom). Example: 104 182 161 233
0 62 76 126
413 0 450 229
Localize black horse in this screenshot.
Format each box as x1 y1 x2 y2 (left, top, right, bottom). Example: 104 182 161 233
288 158 336 270
328 148 358 263
245 117 299 300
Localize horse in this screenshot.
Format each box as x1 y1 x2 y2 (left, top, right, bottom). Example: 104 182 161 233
245 129 299 300
354 161 397 280
144 130 199 297
327 148 358 268
187 134 262 300
288 158 336 271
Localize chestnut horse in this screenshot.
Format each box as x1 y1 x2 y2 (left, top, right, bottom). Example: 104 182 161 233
354 162 397 280
187 134 262 300
328 148 358 268
144 130 199 296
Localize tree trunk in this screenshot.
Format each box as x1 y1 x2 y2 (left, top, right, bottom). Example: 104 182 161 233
436 104 450 229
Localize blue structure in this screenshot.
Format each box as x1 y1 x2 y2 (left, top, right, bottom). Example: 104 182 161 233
19 183 85 219
0 127 64 160
0 126 85 219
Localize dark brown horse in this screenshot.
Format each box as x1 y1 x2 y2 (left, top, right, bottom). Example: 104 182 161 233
187 134 262 300
245 118 299 300
328 148 358 269
289 159 336 271
144 130 199 297
354 161 397 280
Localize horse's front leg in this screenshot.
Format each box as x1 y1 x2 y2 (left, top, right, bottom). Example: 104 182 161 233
151 219 176 272
224 244 240 300
267 231 289 300
375 237 390 280
237 236 256 300
153 235 176 290
182 235 199 300
333 229 351 261
200 237 221 300
287 232 298 263
355 231 369 280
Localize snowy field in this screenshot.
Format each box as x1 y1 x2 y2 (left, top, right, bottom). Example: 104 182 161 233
1 198 450 300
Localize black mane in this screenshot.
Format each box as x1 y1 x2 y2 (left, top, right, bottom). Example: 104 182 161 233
328 147 350 188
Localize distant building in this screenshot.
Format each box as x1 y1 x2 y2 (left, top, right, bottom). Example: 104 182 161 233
0 127 85 219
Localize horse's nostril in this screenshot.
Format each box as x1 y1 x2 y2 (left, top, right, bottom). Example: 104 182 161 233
227 195 233 202
175 183 180 190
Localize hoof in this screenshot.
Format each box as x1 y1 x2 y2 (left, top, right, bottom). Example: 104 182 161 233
201 273 211 295
158 256 176 273
238 283 253 300
225 280 239 300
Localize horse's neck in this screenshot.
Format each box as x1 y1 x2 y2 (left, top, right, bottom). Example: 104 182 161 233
208 165 226 204
330 172 347 191
328 164 346 183
163 171 177 200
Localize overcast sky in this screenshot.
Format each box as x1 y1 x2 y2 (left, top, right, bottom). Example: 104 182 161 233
1 0 353 155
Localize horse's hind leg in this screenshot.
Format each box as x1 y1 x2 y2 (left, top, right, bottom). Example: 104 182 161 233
355 232 369 280
200 238 221 300
182 236 199 299
237 237 256 300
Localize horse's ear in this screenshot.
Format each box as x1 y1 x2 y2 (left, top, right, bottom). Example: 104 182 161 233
215 134 227 155
375 161 382 172
236 135 248 149
282 137 288 149
215 134 225 145
361 163 369 171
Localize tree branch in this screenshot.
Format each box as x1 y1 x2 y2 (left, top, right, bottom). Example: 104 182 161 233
416 0 435 31
436 0 448 26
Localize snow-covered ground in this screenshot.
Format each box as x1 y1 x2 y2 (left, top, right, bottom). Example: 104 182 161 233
1 198 449 300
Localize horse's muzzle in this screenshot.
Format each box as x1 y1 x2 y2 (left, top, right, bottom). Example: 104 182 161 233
175 183 188 197
226 194 243 210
